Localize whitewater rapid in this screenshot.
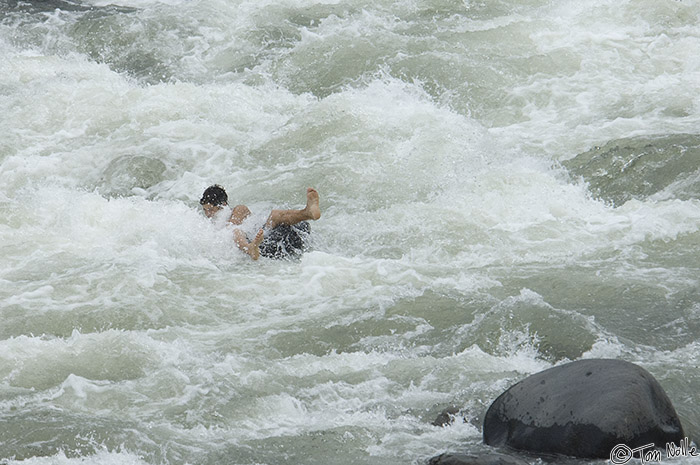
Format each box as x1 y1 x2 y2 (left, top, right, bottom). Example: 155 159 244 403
1 0 700 464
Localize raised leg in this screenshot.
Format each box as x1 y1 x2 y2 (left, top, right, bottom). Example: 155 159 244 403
265 188 321 229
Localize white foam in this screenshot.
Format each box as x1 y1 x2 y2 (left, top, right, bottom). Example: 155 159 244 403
3 0 700 462
3 449 151 465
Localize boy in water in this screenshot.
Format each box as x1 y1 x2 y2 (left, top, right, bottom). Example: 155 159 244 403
200 185 321 260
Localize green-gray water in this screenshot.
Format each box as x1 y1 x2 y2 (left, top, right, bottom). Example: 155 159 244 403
2 0 700 463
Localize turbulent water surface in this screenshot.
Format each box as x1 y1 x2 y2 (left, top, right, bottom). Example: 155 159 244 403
2 0 700 463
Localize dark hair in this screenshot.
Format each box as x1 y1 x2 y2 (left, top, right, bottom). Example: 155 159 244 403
200 185 228 206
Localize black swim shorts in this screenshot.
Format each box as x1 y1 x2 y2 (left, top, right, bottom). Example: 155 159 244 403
258 222 311 259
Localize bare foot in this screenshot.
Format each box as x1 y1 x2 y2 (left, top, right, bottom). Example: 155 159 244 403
304 187 321 220
235 228 264 260
247 229 264 260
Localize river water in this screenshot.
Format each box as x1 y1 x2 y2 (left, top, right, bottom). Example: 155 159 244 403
1 0 700 464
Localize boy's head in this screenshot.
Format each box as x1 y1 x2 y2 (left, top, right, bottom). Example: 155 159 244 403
200 185 228 217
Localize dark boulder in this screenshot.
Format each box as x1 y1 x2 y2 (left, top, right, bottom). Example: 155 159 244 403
483 358 684 458
432 407 465 427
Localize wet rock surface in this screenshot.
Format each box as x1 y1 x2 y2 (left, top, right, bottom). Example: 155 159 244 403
563 133 700 205
482 359 684 458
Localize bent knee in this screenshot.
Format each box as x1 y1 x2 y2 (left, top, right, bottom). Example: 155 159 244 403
230 205 251 224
